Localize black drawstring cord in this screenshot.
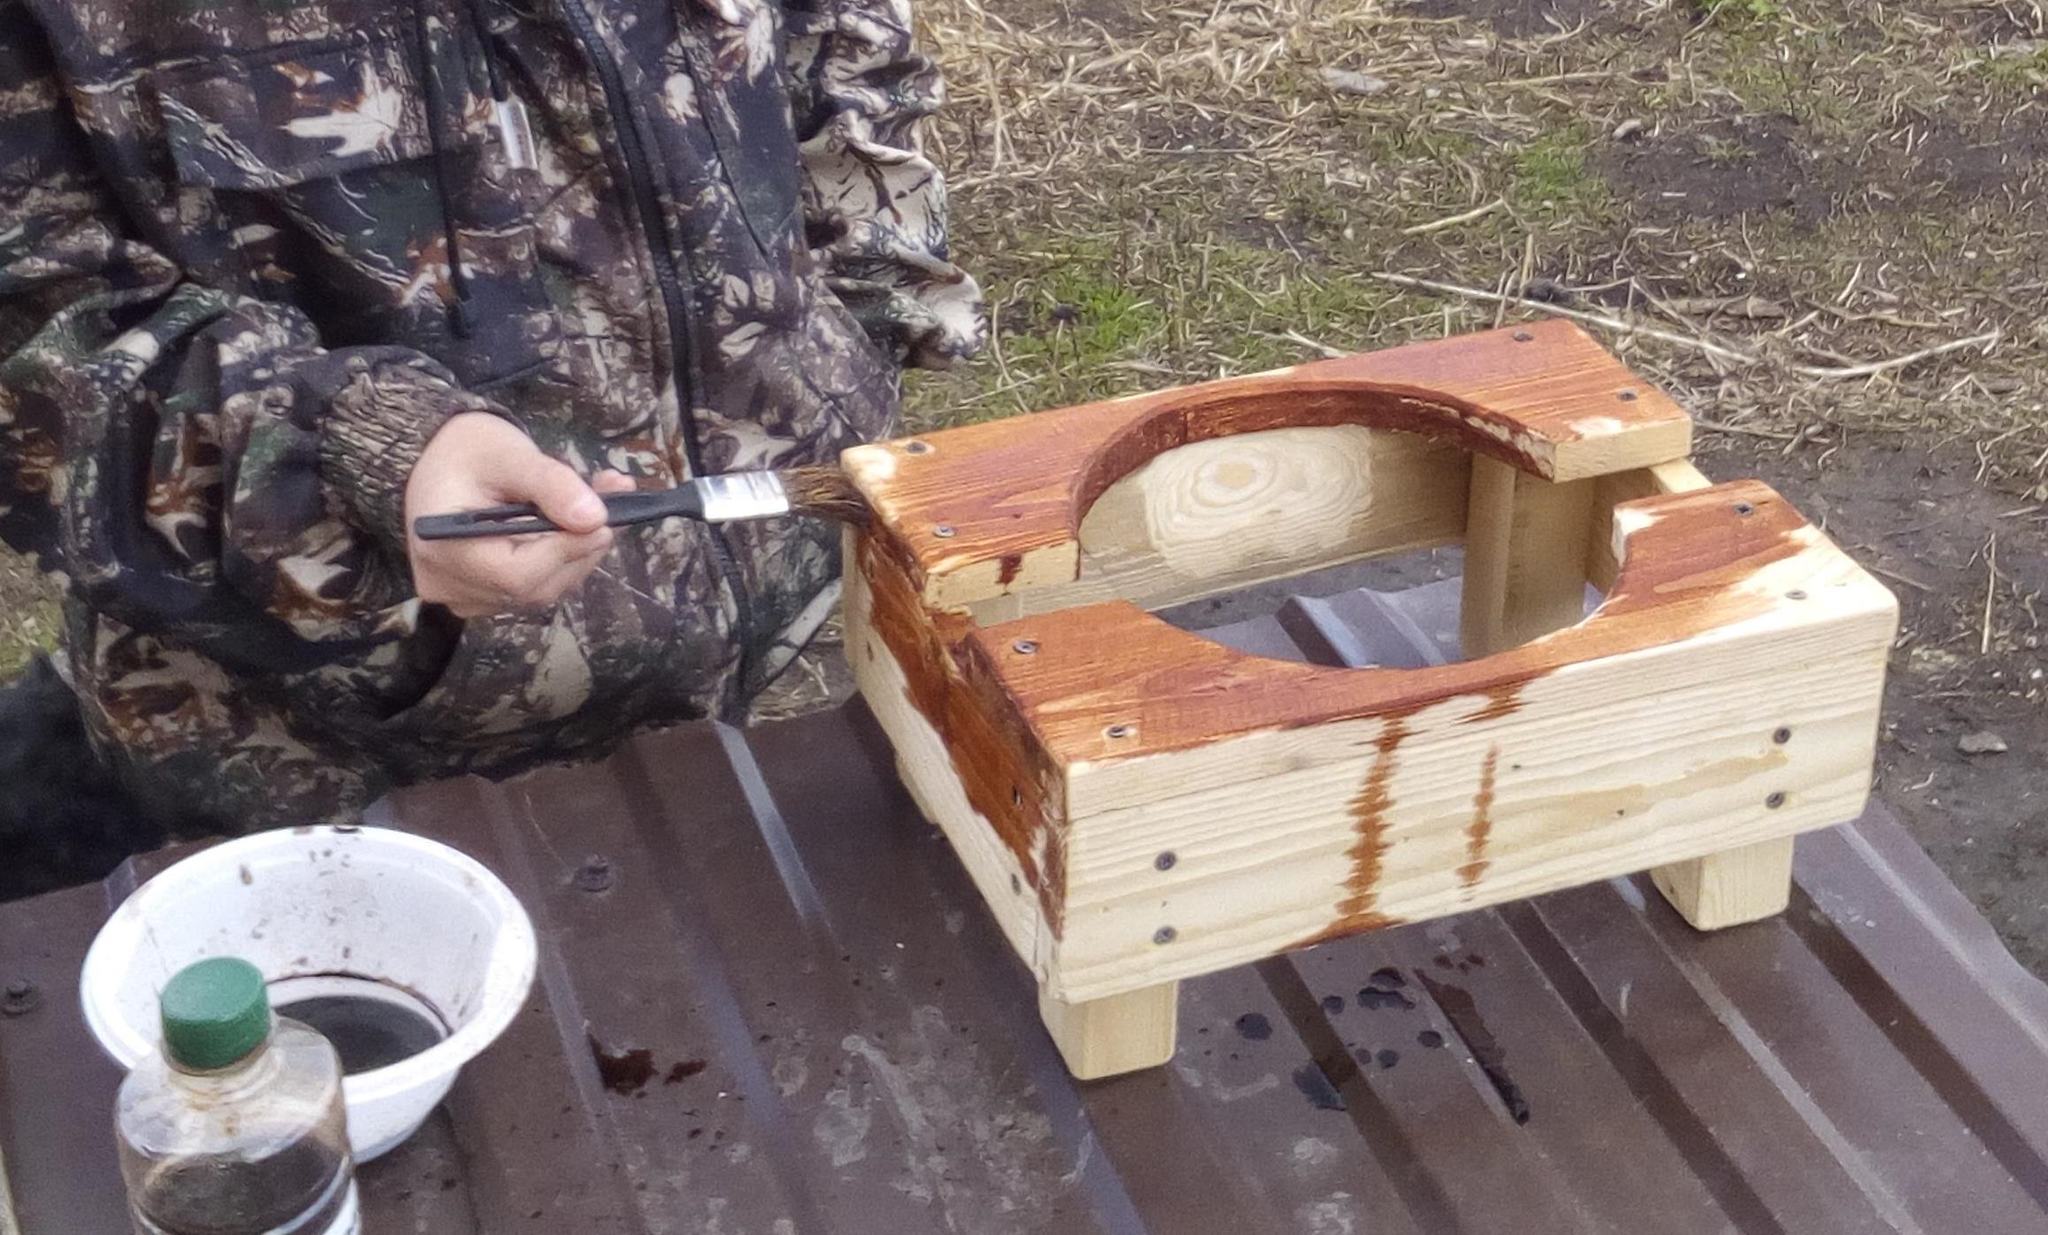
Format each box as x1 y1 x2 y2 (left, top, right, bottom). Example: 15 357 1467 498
409 0 478 338
460 0 510 104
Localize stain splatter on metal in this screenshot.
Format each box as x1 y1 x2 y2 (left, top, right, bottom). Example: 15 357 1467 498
1417 972 1530 1125
589 1034 658 1095
1292 1063 1347 1112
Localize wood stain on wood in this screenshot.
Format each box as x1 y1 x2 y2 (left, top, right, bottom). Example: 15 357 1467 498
1461 746 1500 890
852 533 1059 914
965 479 1823 765
1331 717 1409 936
841 321 1692 598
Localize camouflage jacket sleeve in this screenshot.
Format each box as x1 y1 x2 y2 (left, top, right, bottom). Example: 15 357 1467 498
0 2 493 650
779 0 987 370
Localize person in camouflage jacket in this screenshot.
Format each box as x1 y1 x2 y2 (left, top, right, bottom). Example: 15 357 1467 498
0 0 984 832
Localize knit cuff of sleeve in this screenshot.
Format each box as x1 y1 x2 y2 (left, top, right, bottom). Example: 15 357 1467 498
320 360 511 551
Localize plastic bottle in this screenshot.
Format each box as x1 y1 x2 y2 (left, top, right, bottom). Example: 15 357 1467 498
115 957 359 1235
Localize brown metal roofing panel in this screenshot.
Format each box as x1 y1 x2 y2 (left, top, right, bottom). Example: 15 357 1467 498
5 578 2048 1234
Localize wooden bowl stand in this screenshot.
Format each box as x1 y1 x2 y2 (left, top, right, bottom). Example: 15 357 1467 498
840 321 1897 1080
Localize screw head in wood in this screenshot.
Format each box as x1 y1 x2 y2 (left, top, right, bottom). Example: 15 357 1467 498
1153 926 1177 945
1786 589 1807 600
1765 791 1787 809
1012 639 1038 655
1772 727 1793 744
932 524 955 538
1155 851 1178 871
1105 723 1135 740
904 440 933 454
1616 389 1639 402
1734 502 1755 516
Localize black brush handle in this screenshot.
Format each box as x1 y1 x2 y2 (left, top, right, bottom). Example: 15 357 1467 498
412 488 705 540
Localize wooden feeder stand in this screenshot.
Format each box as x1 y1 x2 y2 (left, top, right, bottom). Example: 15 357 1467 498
841 321 1897 1080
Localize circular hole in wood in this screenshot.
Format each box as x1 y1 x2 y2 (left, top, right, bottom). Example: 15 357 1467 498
1105 723 1136 740
904 440 933 455
1153 926 1178 945
1772 726 1793 744
1616 389 1640 402
932 524 956 538
1765 791 1787 809
1155 851 1178 871
1734 501 1756 516
1012 638 1039 655
1786 589 1807 600
1512 330 1534 342
1091 429 1613 669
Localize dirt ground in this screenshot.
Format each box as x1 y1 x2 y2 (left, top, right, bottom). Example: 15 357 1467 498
5 0 2048 969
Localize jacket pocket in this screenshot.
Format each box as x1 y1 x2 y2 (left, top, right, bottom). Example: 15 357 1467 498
152 32 566 392
155 34 461 190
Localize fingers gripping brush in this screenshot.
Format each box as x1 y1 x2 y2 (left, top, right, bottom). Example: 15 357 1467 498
411 467 872 540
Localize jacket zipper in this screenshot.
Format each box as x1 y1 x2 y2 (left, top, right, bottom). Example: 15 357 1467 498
553 0 757 711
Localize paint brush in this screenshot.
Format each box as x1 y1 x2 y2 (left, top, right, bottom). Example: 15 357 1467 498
410 466 871 541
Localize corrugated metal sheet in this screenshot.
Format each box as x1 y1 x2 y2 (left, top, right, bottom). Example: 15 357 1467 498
6 577 2048 1234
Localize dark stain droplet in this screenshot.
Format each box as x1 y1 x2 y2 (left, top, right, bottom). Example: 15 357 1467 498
1319 994 1346 1015
1416 972 1530 1124
1292 1063 1347 1112
665 1059 707 1085
1417 1029 1446 1049
1358 984 1417 1012
588 1034 658 1095
1376 1048 1400 1069
1234 1012 1273 1041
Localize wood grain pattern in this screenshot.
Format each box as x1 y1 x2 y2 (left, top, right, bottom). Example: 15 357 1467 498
1036 982 1180 1080
1589 459 1713 590
1651 837 1797 929
842 320 1690 608
1459 460 1597 657
972 426 1469 621
1042 491 1894 999
968 482 1875 770
845 327 1893 1056
842 529 1058 967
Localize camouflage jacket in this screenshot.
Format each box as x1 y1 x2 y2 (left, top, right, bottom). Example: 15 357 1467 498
0 0 983 828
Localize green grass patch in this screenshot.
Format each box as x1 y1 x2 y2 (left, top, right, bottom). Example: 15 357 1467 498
1694 0 1784 22
1976 45 2048 93
1511 126 1608 216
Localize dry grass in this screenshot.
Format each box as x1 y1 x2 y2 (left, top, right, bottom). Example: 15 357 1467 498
7 0 2048 691
906 0 2048 491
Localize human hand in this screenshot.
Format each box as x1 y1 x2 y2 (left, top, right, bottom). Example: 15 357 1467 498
403 413 634 618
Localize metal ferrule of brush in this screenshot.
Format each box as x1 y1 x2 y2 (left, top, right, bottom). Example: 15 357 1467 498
695 471 793 522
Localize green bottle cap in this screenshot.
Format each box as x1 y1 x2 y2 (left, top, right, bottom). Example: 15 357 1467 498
160 958 272 1071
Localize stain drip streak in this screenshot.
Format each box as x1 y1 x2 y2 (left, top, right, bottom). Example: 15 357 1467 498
1460 745 1500 890
1336 716 1409 932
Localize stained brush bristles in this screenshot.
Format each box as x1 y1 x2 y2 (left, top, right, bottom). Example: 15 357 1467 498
777 465 873 526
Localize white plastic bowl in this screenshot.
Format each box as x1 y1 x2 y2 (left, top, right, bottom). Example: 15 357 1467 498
80 826 537 1161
